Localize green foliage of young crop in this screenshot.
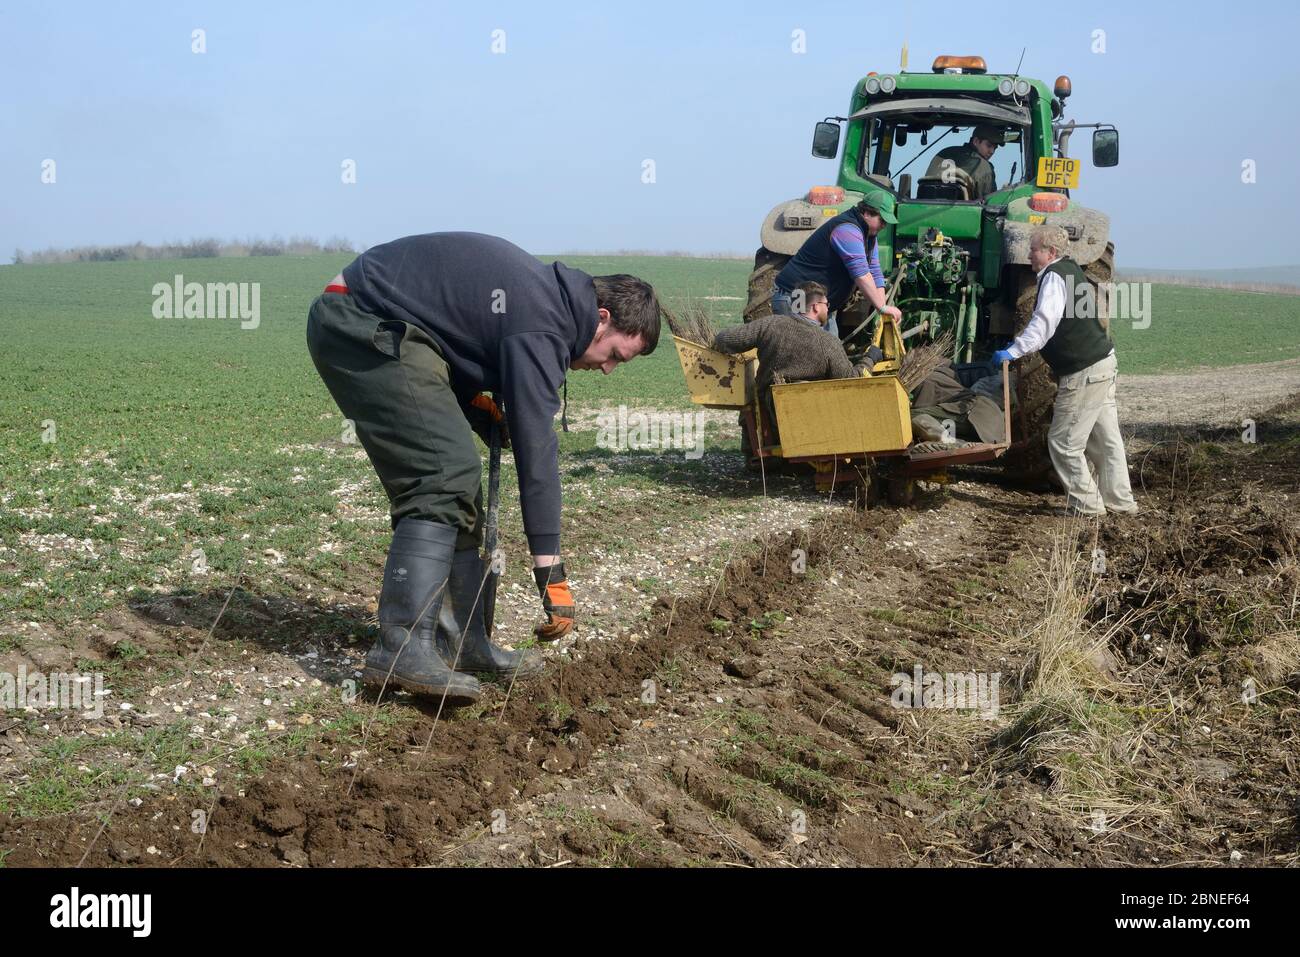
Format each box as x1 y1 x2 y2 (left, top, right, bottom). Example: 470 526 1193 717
1 254 1295 626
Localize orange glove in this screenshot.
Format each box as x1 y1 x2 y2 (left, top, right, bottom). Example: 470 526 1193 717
533 564 575 641
469 393 510 448
471 393 503 422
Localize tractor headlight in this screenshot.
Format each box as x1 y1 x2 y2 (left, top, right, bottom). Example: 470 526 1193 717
864 76 881 95
1014 78 1031 97
879 75 897 93
997 77 1014 96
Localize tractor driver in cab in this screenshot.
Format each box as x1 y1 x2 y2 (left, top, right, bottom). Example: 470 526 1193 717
924 125 1004 200
712 288 877 443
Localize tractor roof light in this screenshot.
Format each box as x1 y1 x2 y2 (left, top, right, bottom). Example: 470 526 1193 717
807 186 845 206
864 76 881 94
1054 75 1072 99
1028 192 1069 213
1014 78 1031 97
997 77 1015 96
932 55 987 74
879 74 897 93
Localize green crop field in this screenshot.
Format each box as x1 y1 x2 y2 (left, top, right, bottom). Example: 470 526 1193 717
0 253 787 630
1 253 1298 629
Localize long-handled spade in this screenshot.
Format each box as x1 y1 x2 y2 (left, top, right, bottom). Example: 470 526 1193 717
478 394 542 712
482 400 503 638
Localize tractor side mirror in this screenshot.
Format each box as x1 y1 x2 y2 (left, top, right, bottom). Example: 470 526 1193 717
1093 128 1119 167
812 121 841 159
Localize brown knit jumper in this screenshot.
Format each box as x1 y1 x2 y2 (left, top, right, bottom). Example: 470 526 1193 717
711 314 858 390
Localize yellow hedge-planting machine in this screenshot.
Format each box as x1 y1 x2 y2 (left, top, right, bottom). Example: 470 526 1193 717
673 317 1010 502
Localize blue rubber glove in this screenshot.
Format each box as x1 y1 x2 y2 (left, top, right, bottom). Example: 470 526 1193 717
991 348 1015 369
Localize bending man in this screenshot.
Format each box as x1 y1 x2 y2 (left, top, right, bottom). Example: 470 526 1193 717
307 233 661 704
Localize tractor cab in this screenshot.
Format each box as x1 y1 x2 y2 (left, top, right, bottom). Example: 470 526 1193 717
860 105 1031 203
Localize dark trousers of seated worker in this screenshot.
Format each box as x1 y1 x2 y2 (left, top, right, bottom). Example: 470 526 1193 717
759 388 781 446
305 291 484 549
742 390 782 455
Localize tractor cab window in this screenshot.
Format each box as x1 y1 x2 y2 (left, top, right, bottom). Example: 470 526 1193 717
865 119 1029 201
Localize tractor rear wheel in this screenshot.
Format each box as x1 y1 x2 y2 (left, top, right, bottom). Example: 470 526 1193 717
741 247 791 464
744 246 790 322
1000 242 1115 485
1086 242 1116 333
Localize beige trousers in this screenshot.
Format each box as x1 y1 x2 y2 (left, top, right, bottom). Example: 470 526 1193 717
1047 352 1138 515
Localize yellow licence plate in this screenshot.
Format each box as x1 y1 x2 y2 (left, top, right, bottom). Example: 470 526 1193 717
1036 157 1080 189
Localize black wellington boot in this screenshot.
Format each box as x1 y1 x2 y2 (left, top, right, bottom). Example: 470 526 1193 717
362 519 481 705
436 549 544 679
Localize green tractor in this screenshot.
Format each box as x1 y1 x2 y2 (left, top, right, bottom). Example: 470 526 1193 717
745 54 1120 481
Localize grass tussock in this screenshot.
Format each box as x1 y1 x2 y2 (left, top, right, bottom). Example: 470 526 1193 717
663 300 719 346
898 331 956 393
991 525 1177 826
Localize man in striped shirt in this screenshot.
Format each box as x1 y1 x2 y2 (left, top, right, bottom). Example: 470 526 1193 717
773 189 903 339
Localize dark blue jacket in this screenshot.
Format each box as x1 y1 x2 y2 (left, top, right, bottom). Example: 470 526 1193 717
775 207 878 315
342 232 598 554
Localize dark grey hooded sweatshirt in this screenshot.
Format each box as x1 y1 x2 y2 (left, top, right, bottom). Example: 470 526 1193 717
342 232 598 555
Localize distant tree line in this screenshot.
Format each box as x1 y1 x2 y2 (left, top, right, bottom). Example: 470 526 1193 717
1118 271 1300 296
557 248 750 260
11 236 355 265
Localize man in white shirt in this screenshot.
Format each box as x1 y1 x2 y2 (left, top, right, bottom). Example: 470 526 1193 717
992 226 1137 516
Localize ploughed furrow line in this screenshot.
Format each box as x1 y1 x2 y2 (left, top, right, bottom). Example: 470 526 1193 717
582 480 1053 865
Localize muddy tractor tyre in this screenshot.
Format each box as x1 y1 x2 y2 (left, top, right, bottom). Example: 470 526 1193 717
1085 242 1116 334
744 246 791 323
741 247 791 464
1000 242 1115 486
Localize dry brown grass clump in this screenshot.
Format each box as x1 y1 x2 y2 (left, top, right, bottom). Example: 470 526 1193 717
898 331 956 392
663 300 718 346
991 525 1179 828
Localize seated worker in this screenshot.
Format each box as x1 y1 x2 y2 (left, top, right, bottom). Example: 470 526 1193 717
910 359 1013 446
792 282 887 367
789 280 833 328
923 126 1004 199
712 286 879 441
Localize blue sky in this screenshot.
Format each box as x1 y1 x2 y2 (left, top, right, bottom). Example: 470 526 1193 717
3 0 1297 268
